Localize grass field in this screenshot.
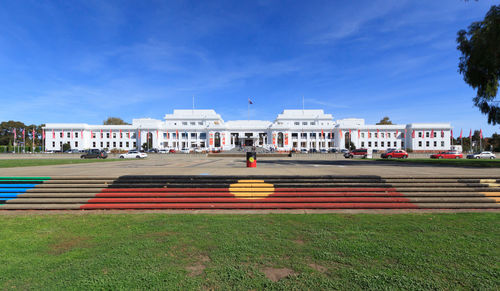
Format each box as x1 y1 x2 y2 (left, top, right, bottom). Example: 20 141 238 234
0 213 498 290
376 158 500 167
0 158 125 168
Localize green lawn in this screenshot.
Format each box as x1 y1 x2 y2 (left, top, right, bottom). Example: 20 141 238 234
0 158 125 168
376 158 500 167
0 213 498 290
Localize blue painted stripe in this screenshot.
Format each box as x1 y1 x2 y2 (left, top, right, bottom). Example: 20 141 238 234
0 188 32 192
0 184 37 188
0 193 21 198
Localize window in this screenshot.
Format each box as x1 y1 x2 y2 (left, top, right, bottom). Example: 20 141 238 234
75 132 79 138
292 133 298 138
418 141 422 147
191 133 196 138
393 141 397 147
190 122 195 125
387 133 390 138
441 131 444 138
60 132 63 138
381 133 385 138
67 132 70 138
198 122 203 125
418 132 422 138
113 142 116 148
426 132 430 138
310 133 316 138
374 141 378 147
434 141 437 147
441 141 444 147
368 132 371 138
294 122 299 125
301 133 307 138
182 122 187 125
361 142 365 147
107 142 110 148
93 142 96 147
113 133 116 138
75 141 78 147
302 122 307 125
368 141 372 147
133 142 136 147
182 133 188 138
375 133 378 138
310 122 315 125
100 142 103 147
92 133 96 138
120 142 123 147
120 133 123 138
200 133 206 139
107 133 110 138
52 141 55 147
163 133 167 138
125 142 128 147
381 141 385 147
361 133 365 138
433 132 437 138
101 133 103 138
426 141 429 147
402 141 405 148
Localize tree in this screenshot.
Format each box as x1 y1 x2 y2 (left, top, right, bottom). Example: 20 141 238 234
62 142 71 152
457 5 500 124
103 117 129 125
376 117 393 125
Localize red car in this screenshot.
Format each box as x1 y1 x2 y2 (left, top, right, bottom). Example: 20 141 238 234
381 150 408 159
344 148 368 158
430 151 463 159
168 149 176 153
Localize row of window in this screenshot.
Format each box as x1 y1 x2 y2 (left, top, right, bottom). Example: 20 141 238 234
418 141 445 147
360 141 404 148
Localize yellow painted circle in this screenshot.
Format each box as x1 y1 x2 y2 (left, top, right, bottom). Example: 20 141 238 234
229 180 275 199
248 157 255 163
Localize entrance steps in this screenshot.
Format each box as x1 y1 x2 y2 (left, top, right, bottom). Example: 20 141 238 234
1 176 499 210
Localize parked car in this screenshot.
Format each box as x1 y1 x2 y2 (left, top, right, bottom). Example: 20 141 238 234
180 148 192 154
430 151 463 159
344 148 368 158
340 149 350 154
466 151 496 159
320 149 328 153
381 149 408 159
194 148 206 153
300 149 308 154
169 149 176 153
146 148 158 153
329 148 338 153
158 149 169 154
119 150 148 159
80 149 108 159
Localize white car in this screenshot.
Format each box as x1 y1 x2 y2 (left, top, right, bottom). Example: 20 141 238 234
193 148 206 153
119 150 148 159
466 151 496 159
158 149 169 154
180 148 192 154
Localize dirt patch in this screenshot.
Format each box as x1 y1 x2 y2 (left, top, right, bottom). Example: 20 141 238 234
48 236 92 255
308 263 327 273
262 267 295 282
185 255 211 277
293 239 304 245
143 231 176 242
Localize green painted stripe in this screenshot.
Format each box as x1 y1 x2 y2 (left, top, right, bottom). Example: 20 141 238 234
0 177 51 180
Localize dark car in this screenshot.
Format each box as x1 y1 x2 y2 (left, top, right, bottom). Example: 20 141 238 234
344 148 368 158
80 149 108 159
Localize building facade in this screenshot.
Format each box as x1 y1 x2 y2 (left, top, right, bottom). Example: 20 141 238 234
43 109 452 152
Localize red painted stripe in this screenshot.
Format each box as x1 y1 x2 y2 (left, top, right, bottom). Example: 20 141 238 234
80 202 419 209
100 187 397 193
87 197 412 203
94 192 404 198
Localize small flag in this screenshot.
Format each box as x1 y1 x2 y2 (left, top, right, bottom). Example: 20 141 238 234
469 129 472 139
22 128 25 139
166 130 169 139
52 129 55 139
321 129 324 139
32 128 35 141
42 130 45 140
358 129 360 139
404 128 407 138
90 130 93 138
376 129 380 138
431 129 434 139
349 129 352 137
396 130 398 137
81 130 83 138
71 129 74 139
459 129 462 139
412 130 415 138
13 128 16 140
156 130 159 138
480 129 483 139
367 129 370 138
176 130 179 139
248 98 253 104
441 130 444 137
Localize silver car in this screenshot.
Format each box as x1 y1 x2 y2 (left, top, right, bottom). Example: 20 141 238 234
466 151 496 159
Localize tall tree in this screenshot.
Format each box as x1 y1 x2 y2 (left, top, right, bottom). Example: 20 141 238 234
376 117 393 125
103 117 129 125
457 5 500 124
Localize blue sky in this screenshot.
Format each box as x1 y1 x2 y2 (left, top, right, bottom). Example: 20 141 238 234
0 0 499 136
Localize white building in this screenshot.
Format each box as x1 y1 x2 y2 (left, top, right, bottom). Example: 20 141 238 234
43 109 452 152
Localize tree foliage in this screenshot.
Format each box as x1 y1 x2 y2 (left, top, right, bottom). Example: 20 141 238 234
376 117 393 125
103 117 129 125
457 5 500 124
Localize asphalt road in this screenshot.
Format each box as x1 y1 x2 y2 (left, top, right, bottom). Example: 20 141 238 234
0 156 499 177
